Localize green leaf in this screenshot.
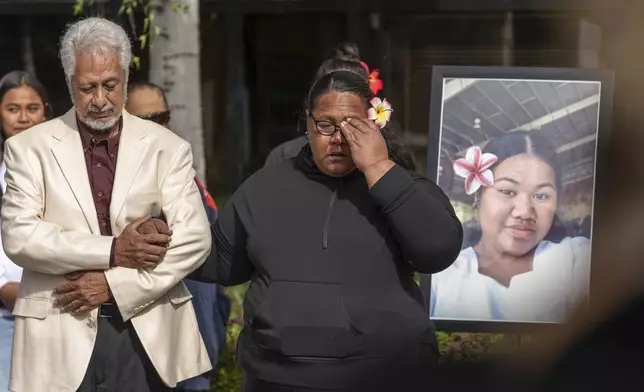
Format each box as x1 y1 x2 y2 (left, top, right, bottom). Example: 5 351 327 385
143 17 149 33
73 0 84 15
132 56 141 70
139 34 147 49
125 6 133 15
154 26 161 37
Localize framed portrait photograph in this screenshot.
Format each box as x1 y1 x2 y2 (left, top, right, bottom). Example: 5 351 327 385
421 66 614 333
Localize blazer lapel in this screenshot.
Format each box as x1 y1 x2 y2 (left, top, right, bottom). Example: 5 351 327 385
110 111 148 227
50 108 100 234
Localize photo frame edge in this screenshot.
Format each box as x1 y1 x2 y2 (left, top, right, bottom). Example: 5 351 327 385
420 65 615 334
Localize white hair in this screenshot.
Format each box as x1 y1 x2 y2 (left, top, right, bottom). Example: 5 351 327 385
59 17 132 84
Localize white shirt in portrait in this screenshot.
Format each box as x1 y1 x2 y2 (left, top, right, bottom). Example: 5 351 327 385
430 237 591 323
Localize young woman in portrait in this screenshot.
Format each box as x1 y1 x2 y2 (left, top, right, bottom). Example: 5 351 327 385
430 131 592 323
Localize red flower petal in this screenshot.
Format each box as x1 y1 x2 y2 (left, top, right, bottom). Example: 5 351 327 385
478 153 498 171
454 158 476 173
465 174 483 195
473 147 481 169
370 78 384 95
477 170 493 187
464 173 476 194
465 146 481 168
360 61 370 74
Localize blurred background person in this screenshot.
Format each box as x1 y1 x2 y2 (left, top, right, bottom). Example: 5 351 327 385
431 131 590 323
126 81 171 128
0 70 52 392
127 82 218 223
126 81 231 392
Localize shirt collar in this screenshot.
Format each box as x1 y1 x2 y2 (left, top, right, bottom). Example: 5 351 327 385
77 115 122 152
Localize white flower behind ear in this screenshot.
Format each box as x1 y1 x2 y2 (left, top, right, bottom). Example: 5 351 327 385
453 146 498 195
367 97 393 129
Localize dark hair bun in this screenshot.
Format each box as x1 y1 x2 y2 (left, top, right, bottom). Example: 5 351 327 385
328 41 361 63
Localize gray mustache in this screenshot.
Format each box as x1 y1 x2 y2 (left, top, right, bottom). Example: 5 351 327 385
88 106 114 114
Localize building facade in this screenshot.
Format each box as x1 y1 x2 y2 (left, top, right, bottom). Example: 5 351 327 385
0 0 620 195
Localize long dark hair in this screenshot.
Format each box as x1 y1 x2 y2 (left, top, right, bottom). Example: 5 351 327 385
305 70 416 171
0 70 54 138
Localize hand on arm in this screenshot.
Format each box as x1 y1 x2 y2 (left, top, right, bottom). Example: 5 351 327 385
53 271 110 314
113 216 171 269
53 217 173 314
137 218 172 236
103 143 211 321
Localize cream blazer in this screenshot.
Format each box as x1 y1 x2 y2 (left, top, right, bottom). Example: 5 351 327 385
0 109 212 392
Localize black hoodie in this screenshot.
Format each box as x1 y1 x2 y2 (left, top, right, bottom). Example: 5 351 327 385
200 145 463 389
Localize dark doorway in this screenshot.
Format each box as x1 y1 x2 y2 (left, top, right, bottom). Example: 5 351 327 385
245 13 347 170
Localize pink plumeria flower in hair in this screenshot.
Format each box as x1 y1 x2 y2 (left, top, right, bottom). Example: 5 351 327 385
453 146 498 195
368 97 393 129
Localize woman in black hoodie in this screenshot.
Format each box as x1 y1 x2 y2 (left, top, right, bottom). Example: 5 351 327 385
201 70 463 391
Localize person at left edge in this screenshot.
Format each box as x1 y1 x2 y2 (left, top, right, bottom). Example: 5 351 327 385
0 17 212 392
0 70 54 392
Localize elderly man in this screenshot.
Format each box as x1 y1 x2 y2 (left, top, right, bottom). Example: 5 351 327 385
126 81 231 392
1 17 211 392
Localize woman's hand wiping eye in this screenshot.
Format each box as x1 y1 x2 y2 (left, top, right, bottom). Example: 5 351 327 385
339 115 390 173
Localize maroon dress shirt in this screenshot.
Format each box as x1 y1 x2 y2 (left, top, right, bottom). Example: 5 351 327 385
77 119 122 264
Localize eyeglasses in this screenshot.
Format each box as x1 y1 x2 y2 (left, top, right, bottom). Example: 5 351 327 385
308 113 342 136
136 110 171 126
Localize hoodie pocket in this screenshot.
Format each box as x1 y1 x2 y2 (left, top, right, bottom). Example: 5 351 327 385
250 281 364 358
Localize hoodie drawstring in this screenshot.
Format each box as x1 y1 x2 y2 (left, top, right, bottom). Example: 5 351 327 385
322 181 341 249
